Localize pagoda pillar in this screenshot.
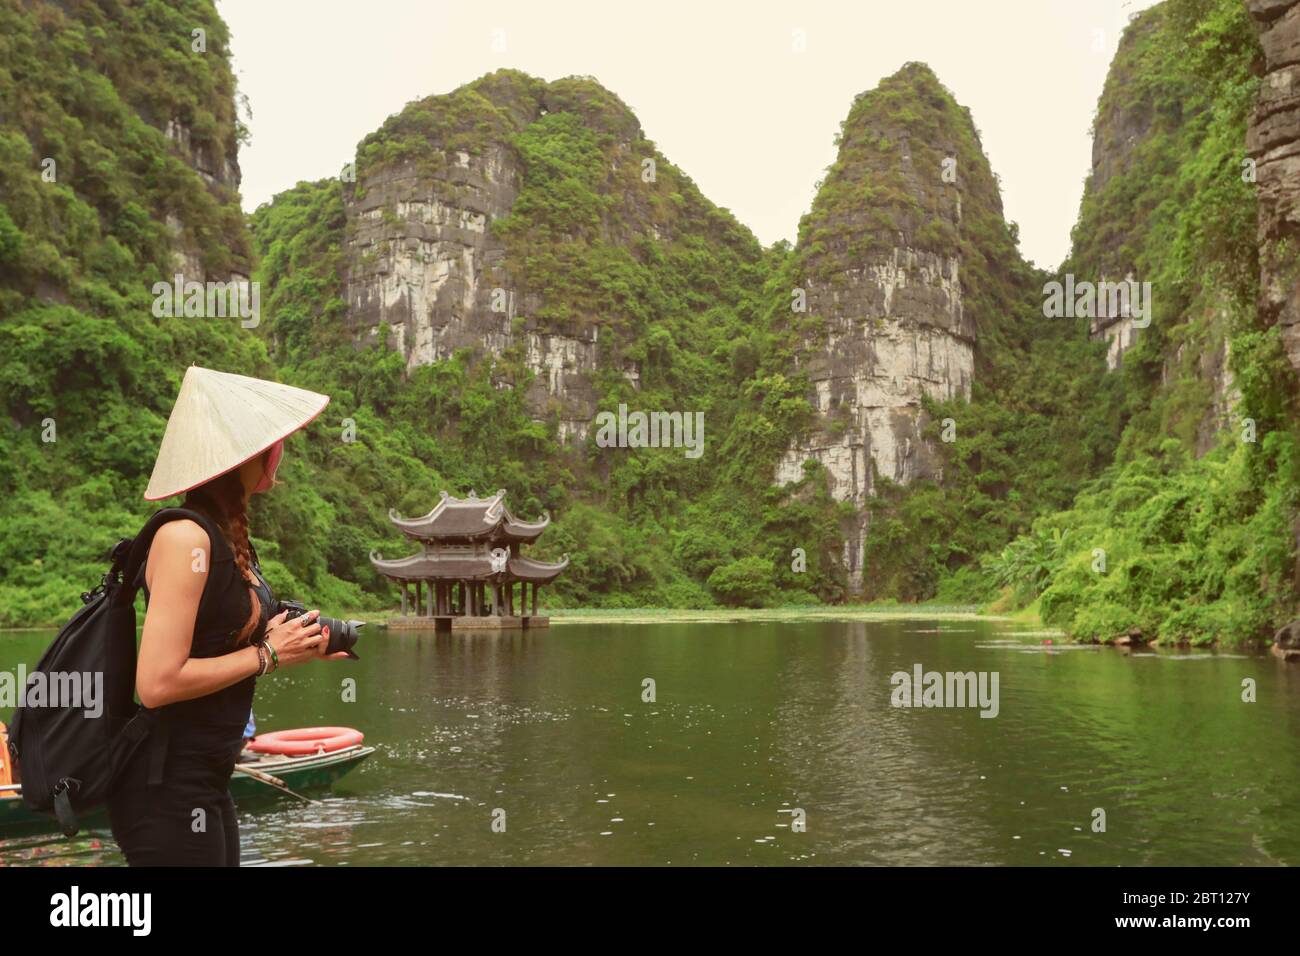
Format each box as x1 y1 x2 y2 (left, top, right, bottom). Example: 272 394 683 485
532 583 538 616
400 581 408 616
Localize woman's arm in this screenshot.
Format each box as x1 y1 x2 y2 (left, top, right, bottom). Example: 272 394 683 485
135 520 261 708
135 519 335 709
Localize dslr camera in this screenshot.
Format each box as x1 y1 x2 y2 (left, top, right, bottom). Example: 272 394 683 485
274 599 364 659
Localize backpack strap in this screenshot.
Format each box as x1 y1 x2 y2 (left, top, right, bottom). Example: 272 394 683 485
115 508 231 607
146 711 170 788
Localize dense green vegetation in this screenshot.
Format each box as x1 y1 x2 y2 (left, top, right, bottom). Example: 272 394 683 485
0 0 266 626
0 0 1295 645
769 62 1130 604
974 0 1299 643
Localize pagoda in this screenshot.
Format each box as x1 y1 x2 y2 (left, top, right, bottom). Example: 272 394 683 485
370 490 569 630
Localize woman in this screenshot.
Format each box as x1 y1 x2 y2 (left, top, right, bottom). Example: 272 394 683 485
108 365 346 866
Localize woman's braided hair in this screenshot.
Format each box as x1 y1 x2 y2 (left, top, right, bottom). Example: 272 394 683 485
185 467 263 647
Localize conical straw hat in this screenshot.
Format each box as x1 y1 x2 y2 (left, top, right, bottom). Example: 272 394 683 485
144 366 330 501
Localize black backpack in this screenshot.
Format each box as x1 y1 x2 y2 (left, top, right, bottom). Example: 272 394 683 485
6 507 223 836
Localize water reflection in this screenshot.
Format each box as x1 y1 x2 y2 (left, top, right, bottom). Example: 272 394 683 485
1 620 1297 866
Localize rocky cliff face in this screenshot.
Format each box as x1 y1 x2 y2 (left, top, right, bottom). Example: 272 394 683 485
341 70 761 443
1068 4 1245 454
1250 0 1300 374
346 137 601 440
344 77 592 438
0 0 251 314
164 115 245 280
1073 10 1165 371
774 63 1024 590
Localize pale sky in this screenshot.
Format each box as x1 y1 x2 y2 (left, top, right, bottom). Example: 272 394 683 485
220 0 1160 270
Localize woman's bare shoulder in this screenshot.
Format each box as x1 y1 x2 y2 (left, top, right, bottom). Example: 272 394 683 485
145 518 213 593
150 518 212 554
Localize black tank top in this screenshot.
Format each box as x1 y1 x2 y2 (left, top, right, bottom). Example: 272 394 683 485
140 502 272 756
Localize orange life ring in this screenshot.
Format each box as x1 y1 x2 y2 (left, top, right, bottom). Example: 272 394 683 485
247 726 364 756
0 721 16 793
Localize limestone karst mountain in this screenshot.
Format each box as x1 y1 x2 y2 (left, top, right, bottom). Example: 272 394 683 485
771 62 1037 591
1067 3 1243 456
270 69 766 445
1021 0 1297 643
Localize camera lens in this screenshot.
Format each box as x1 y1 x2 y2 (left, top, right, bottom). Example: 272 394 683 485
319 616 363 659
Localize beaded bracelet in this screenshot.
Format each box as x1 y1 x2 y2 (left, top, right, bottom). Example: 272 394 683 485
254 643 268 677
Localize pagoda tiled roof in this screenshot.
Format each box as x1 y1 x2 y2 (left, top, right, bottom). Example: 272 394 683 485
387 490 550 542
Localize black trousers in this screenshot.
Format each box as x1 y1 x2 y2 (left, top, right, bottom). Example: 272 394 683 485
108 741 243 867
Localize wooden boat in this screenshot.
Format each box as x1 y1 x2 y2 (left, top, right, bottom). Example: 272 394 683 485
0 738 374 839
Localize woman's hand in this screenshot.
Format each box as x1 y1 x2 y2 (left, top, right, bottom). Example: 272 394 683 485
263 609 332 667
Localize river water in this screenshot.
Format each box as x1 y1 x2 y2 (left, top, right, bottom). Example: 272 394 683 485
2 618 1298 866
